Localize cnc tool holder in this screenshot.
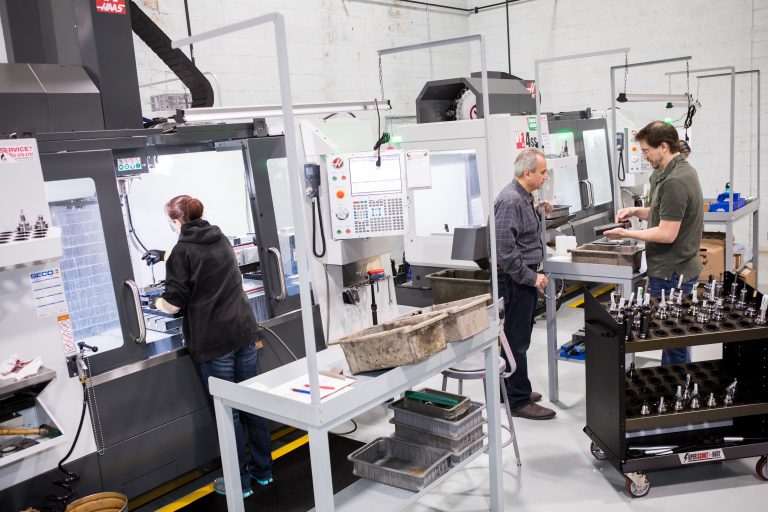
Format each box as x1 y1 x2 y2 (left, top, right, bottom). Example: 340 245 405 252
583 275 768 498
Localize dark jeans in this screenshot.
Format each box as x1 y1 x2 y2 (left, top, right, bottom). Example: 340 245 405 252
648 273 697 365
198 344 273 490
500 274 538 410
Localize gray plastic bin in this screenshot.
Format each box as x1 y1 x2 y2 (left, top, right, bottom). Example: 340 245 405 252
389 400 486 438
348 437 451 491
449 437 486 467
391 420 486 452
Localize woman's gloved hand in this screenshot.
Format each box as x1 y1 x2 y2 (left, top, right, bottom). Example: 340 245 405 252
141 249 166 266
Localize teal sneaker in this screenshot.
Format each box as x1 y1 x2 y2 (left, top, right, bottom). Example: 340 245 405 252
252 475 274 487
213 477 254 498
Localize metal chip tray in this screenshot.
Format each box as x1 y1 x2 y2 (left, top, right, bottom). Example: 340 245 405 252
395 294 491 343
329 312 448 374
348 437 451 491
570 243 644 270
403 388 471 420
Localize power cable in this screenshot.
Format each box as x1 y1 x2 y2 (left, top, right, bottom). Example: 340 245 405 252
123 191 156 283
312 198 327 258
44 383 88 511
259 324 298 361
330 419 358 436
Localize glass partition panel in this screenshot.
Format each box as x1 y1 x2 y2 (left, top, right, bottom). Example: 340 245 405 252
583 129 613 205
546 131 575 159
413 150 482 236
547 156 583 213
46 178 124 353
266 158 300 297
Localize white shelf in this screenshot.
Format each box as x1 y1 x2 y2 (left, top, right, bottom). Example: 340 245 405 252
0 227 62 269
703 198 759 222
0 396 67 469
309 444 489 512
210 324 499 431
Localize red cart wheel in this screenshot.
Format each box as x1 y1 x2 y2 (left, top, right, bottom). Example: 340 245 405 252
757 456 768 481
590 441 608 460
625 476 651 498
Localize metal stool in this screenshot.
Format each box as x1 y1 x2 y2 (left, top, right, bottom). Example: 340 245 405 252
441 328 521 466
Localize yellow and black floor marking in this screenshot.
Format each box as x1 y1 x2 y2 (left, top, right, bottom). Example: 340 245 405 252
568 284 615 308
154 427 307 512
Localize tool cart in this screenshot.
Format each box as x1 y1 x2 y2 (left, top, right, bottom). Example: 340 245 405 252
583 275 768 498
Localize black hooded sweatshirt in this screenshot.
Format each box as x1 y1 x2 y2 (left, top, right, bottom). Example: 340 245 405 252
161 219 259 363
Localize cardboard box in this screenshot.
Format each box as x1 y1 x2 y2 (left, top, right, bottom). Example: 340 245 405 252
698 232 725 281
738 266 756 288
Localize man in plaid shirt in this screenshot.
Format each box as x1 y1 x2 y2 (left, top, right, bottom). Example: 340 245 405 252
494 147 556 420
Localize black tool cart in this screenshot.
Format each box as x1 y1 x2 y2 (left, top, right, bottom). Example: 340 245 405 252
583 274 768 498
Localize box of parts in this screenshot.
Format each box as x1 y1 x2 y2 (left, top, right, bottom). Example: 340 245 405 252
698 232 725 280
739 266 757 288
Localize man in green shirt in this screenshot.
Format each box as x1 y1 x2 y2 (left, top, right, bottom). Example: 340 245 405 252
604 121 703 365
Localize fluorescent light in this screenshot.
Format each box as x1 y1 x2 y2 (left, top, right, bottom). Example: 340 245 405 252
177 100 391 123
617 93 691 103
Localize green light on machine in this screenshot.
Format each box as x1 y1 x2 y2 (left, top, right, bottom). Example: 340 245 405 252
390 135 403 144
664 117 672 124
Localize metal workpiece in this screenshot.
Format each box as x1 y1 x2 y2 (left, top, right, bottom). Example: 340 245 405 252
695 305 710 324
707 392 718 408
736 288 749 310
640 401 651 416
16 210 31 233
727 282 739 304
657 397 667 414
674 386 685 412
712 299 725 322
638 309 652 339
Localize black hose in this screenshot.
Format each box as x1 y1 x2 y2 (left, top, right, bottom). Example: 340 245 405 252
45 383 88 510
683 103 697 141
312 198 326 258
617 148 626 182
124 193 156 282
123 193 148 252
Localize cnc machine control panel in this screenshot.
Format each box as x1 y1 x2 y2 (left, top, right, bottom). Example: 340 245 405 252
326 151 408 240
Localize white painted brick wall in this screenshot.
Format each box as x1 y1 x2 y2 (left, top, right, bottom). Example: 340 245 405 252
1 1 765 255
132 0 470 116
470 0 767 256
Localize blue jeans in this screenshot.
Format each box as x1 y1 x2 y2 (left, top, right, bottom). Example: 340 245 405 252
198 344 273 490
500 274 538 410
648 273 697 365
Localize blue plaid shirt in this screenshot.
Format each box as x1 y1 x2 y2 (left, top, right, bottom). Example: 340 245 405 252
493 180 543 287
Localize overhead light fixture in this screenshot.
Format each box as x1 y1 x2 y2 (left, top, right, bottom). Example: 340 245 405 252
176 100 391 123
616 93 691 103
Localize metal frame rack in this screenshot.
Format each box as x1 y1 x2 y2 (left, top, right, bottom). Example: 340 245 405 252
664 66 761 281
543 259 645 401
173 17 505 512
582 284 768 498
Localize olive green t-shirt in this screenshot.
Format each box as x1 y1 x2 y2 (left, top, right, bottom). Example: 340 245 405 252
645 155 704 280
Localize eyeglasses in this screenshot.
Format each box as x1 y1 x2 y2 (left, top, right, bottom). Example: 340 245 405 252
639 146 655 155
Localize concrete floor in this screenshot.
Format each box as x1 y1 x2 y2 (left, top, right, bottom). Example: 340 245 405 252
341 290 768 512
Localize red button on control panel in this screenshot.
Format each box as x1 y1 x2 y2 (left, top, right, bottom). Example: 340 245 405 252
345 228 351 234
336 190 345 199
341 175 347 180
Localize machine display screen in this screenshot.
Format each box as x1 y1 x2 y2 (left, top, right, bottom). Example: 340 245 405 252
348 154 403 196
